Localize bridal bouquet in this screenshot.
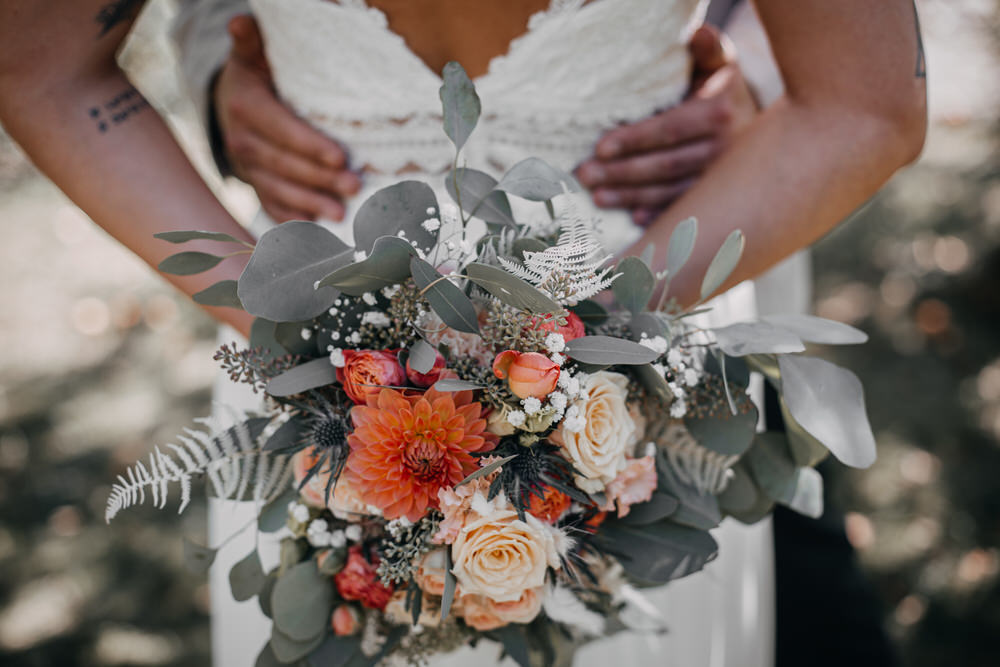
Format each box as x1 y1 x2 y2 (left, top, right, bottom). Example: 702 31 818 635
107 64 876 666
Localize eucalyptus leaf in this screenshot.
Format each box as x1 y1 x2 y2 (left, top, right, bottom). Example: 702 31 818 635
571 299 608 325
655 455 722 530
230 549 267 602
155 230 248 244
779 398 830 467
445 167 515 226
275 320 318 357
432 378 484 392
259 488 298 533
353 181 438 253
491 625 531 667
633 363 672 404
267 357 339 397
746 432 824 518
639 243 655 267
439 61 481 152
465 262 560 314
702 352 751 388
441 550 457 619
270 628 326 664
250 318 284 361
254 642 283 667
666 217 697 278
410 257 479 334
711 321 805 356
193 280 243 309
238 221 352 322
271 560 334 641
182 537 217 574
613 256 655 313
564 335 659 366
618 491 680 526
629 312 668 342
699 230 745 301
683 401 758 457
408 338 438 374
306 635 363 667
778 355 876 468
495 157 579 201
317 236 416 295
258 571 278 618
719 461 774 524
760 314 868 345
158 251 224 276
594 520 717 584
455 454 518 488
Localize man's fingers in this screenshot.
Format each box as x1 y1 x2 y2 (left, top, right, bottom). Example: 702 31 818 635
250 170 347 222
594 97 721 159
229 86 348 169
591 179 697 210
227 130 360 196
579 140 717 188
689 25 730 76
260 199 313 225
227 15 266 67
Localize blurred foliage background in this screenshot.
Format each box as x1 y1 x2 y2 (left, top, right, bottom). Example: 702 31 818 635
0 1 997 665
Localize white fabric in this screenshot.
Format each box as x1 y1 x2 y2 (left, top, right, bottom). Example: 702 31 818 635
209 1 781 665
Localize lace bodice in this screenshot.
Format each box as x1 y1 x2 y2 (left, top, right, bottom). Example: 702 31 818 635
250 0 703 180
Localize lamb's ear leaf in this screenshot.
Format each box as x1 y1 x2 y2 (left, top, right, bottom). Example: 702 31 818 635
665 217 697 278
439 61 481 152
613 256 656 313
699 229 744 301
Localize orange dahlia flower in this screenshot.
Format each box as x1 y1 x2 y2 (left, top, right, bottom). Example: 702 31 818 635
345 387 497 521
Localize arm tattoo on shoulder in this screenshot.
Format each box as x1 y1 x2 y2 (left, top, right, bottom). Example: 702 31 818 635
88 85 150 133
95 0 144 37
912 1 926 79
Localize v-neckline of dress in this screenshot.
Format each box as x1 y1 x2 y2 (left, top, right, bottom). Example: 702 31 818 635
321 0 602 85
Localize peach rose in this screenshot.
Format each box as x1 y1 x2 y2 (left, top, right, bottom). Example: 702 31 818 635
451 509 559 602
604 455 657 518
492 351 560 399
337 350 406 404
330 604 361 636
550 371 636 493
327 476 372 520
416 548 449 596
292 447 329 508
488 586 544 624
459 594 506 631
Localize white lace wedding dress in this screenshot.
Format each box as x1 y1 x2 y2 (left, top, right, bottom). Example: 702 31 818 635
210 0 786 664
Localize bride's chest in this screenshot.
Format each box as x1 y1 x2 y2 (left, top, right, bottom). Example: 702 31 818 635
248 0 704 175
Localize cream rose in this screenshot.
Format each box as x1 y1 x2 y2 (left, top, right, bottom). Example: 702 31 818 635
451 509 560 602
550 371 636 492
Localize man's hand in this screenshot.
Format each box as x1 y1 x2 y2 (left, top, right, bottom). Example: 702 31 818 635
214 15 360 222
576 26 759 226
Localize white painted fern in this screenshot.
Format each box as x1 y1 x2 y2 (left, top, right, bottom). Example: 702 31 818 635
105 407 293 523
499 196 617 305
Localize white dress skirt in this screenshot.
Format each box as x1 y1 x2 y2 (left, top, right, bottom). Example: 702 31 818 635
205 0 811 663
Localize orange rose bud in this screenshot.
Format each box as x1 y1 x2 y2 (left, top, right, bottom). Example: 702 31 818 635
331 604 361 636
492 351 560 399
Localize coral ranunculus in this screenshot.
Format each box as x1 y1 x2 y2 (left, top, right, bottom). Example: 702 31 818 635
405 351 447 387
535 311 585 342
492 351 560 399
334 546 394 610
345 388 497 521
337 350 406 404
527 485 572 524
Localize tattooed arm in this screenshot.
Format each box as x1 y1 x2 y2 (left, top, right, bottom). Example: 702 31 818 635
0 0 255 336
630 0 928 305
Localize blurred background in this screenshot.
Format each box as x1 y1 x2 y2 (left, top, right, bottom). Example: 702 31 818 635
0 1 997 665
